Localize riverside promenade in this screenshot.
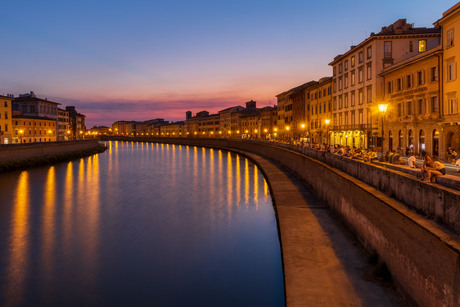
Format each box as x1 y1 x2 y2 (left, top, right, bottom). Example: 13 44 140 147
238 150 404 306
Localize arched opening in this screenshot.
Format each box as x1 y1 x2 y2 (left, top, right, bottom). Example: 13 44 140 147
419 130 425 156
433 129 440 157
389 130 394 151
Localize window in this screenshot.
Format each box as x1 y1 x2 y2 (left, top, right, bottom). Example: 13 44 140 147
417 71 424 85
4 101 7 107
351 71 355 86
367 63 372 80
447 29 454 47
358 68 363 83
367 46 372 59
351 56 355 67
344 94 348 108
448 97 458 114
366 86 372 103
339 96 343 109
4 112 7 119
339 63 343 74
333 67 337 76
344 74 348 88
430 66 438 82
409 41 413 52
344 60 348 71
358 109 363 124
358 51 363 63
5 124 7 132
384 41 392 58
339 77 343 90
358 90 363 105
397 103 402 116
407 100 413 115
447 62 456 81
351 91 355 107
396 78 402 91
387 81 393 94
406 74 412 89
419 40 427 52
431 96 438 113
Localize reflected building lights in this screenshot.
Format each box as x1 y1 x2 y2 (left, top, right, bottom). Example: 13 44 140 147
264 179 269 199
254 165 259 208
226 152 233 219
41 166 57 297
236 155 241 207
6 171 30 307
244 158 249 206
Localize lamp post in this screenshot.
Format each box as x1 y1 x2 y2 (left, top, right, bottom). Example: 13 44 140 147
19 129 24 143
300 123 305 140
324 119 330 145
378 103 389 161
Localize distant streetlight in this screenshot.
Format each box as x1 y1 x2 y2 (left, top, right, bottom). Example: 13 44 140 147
325 119 331 145
19 129 24 143
378 103 389 161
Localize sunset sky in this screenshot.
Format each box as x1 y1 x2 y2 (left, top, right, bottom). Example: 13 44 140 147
1 0 457 127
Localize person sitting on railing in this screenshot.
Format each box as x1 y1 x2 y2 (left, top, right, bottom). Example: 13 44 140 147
420 154 434 182
425 156 446 182
407 154 419 168
392 153 405 165
369 150 378 162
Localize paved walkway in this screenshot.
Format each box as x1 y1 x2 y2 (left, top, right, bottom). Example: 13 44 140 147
243 152 405 307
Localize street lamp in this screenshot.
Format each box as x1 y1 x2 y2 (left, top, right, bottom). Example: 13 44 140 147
19 129 24 143
324 119 331 145
378 103 389 161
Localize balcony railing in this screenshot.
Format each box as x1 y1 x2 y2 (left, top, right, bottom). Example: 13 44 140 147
331 124 373 131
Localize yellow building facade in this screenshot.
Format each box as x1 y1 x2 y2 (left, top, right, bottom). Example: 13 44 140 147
380 48 442 156
308 77 332 144
12 116 57 143
0 95 13 144
435 3 460 155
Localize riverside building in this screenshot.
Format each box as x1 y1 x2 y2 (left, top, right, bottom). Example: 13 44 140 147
0 94 13 144
380 46 442 156
434 2 460 156
329 19 441 149
308 77 333 144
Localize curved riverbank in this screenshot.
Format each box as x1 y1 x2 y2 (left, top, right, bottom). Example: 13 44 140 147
104 137 460 307
0 140 106 173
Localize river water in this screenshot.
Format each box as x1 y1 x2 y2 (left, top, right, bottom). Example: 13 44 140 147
0 141 285 306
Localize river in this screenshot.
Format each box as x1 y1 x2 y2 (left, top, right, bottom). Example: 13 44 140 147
0 141 285 306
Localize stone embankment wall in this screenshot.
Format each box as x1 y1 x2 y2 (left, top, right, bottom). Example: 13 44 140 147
108 137 460 307
0 140 102 162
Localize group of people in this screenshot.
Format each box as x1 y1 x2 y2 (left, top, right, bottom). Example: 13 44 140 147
292 140 459 182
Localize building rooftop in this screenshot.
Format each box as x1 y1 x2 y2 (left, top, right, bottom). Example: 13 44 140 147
330 19 440 65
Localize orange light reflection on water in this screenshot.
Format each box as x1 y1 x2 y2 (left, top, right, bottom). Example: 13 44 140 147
41 166 57 296
5 171 30 306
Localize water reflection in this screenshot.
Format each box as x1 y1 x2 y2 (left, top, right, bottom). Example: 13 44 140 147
0 142 284 306
5 171 30 307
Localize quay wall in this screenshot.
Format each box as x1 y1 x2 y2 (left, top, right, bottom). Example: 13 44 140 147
0 140 102 162
109 137 460 307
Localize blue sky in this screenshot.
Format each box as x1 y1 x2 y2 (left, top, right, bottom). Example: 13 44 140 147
1 0 457 126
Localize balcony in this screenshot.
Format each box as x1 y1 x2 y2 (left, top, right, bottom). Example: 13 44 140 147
331 124 373 131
